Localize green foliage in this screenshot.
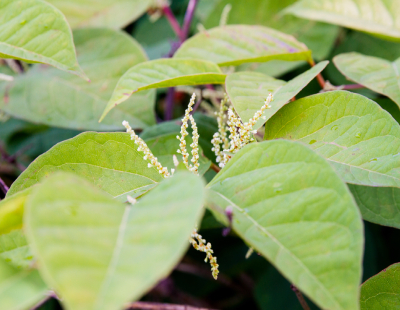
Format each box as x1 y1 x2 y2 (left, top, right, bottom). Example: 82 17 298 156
207 140 363 310
360 263 400 309
0 0 85 78
25 172 205 310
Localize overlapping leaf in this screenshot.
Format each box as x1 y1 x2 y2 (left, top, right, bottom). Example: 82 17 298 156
0 0 85 78
0 28 155 131
7 132 164 202
207 140 363 310
0 258 47 310
174 25 312 66
25 172 205 310
264 91 400 227
226 61 328 130
285 0 400 42
334 53 400 108
46 0 153 29
0 189 32 268
100 59 226 120
360 263 400 309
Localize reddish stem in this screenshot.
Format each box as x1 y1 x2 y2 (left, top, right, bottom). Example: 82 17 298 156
0 177 8 195
341 83 364 90
308 59 325 89
127 302 217 310
162 6 184 41
290 285 310 310
210 163 221 173
182 0 198 41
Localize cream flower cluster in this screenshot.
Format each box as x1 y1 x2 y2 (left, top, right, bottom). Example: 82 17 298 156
123 120 171 178
189 228 219 280
212 93 273 168
176 93 200 175
211 95 229 165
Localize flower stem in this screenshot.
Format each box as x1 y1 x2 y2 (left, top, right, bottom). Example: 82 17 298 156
182 0 198 41
162 6 184 40
308 59 325 89
290 285 310 310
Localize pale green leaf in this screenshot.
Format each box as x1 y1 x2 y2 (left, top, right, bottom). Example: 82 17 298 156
25 172 205 310
0 189 33 269
174 25 312 66
100 59 226 121
46 0 153 29
7 132 164 202
0 28 155 131
203 0 339 61
207 140 363 310
360 263 400 309
0 0 85 78
226 61 328 130
285 0 400 42
0 258 47 310
334 53 400 108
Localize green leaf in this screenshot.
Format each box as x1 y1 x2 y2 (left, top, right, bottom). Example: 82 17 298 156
0 0 85 78
174 25 312 67
100 58 226 121
348 184 400 230
46 0 153 29
203 0 339 61
285 0 400 42
334 53 400 108
226 61 328 130
0 258 47 310
25 172 205 310
7 132 164 202
0 28 155 131
265 91 400 188
360 263 400 309
207 140 363 310
0 189 33 269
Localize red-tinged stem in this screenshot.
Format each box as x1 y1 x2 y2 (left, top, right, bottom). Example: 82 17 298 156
127 302 217 310
308 59 325 89
182 0 198 41
290 285 310 310
341 83 364 90
162 6 184 41
0 177 8 195
210 163 221 173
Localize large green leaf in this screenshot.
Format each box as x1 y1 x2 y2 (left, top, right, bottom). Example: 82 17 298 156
334 53 400 108
0 189 33 269
0 28 155 131
360 263 400 309
0 258 47 310
285 0 400 42
226 61 328 130
207 140 363 310
203 0 339 61
174 25 313 67
25 172 205 310
7 132 164 201
100 58 226 121
264 91 400 188
46 0 153 29
0 0 85 78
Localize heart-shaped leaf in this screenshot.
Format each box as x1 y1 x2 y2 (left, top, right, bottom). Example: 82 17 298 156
0 0 85 78
226 61 328 130
0 28 155 131
25 172 205 310
46 0 153 29
264 91 400 227
174 25 312 66
334 53 400 108
285 0 400 42
0 189 33 268
207 140 363 310
360 263 400 309
7 132 164 201
100 58 226 120
0 258 47 310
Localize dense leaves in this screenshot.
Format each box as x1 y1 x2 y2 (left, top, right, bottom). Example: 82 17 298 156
0 28 155 131
0 0 85 78
25 172 205 310
207 140 363 310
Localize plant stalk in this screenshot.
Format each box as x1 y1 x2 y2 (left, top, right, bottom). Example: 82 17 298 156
127 301 217 310
308 59 325 89
0 177 8 195
290 285 310 310
182 0 198 41
162 6 184 41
